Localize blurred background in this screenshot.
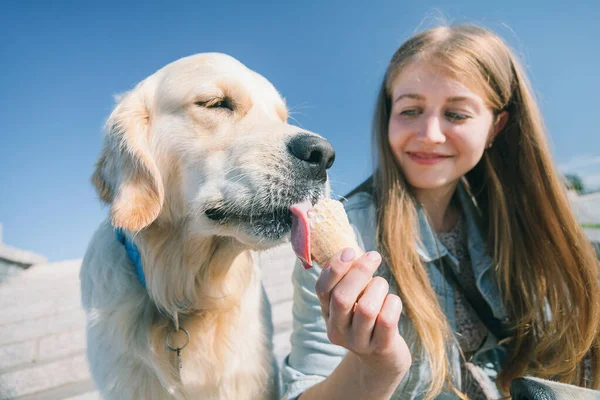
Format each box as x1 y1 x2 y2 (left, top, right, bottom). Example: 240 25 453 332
0 1 598 399
2 0 600 262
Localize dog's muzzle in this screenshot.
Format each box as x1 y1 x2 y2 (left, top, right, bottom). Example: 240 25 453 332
204 133 335 242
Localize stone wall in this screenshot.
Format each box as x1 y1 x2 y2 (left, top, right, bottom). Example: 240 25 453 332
0 223 47 283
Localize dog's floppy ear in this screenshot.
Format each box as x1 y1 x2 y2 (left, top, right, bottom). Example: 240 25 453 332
92 81 164 232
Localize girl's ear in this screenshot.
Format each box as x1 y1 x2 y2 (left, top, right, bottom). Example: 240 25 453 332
489 111 509 144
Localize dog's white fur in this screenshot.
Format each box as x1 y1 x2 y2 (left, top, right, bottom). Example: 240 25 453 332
81 53 329 399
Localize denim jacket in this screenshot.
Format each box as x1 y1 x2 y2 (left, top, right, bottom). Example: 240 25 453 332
281 183 510 399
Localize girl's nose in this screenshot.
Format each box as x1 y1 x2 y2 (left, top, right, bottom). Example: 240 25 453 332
416 115 446 144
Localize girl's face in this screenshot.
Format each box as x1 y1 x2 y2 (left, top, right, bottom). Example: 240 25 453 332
388 61 507 196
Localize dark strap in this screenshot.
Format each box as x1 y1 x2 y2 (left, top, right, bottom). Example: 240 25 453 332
437 259 508 341
115 227 146 288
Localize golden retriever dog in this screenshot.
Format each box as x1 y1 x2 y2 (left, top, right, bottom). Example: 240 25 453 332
80 53 334 400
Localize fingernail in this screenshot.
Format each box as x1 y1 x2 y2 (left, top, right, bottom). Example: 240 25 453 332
341 247 356 262
366 251 381 262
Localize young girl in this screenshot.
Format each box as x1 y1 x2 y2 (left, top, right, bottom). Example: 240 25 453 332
282 24 599 399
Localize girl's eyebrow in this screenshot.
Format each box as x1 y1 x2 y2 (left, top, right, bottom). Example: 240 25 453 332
446 96 482 112
393 93 425 104
447 96 476 103
392 94 481 111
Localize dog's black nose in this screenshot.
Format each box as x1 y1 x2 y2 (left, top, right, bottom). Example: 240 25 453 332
288 134 335 180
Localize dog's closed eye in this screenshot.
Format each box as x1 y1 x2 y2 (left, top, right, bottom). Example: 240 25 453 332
195 97 234 112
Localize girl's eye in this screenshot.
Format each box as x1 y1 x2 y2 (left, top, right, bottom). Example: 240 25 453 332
445 111 469 122
400 109 420 117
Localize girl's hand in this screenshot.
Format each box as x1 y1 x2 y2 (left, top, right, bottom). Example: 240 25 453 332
314 247 412 378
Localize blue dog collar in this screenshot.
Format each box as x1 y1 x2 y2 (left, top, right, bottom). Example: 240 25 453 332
115 227 146 288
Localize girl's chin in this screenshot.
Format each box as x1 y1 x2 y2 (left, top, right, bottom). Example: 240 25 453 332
406 178 460 191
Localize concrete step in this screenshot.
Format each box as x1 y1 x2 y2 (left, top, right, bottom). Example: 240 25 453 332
0 341 37 372
271 299 293 331
64 392 100 400
0 354 90 399
265 280 294 306
0 242 300 399
0 310 86 347
14 380 97 400
0 300 81 328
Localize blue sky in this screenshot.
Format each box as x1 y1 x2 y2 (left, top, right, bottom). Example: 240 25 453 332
1 1 599 261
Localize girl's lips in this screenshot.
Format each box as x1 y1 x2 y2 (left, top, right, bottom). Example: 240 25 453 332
406 151 452 165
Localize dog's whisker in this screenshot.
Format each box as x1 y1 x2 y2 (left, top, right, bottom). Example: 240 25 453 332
288 111 310 119
288 115 305 129
287 102 314 113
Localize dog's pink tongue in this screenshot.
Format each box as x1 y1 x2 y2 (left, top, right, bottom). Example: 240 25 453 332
290 200 313 269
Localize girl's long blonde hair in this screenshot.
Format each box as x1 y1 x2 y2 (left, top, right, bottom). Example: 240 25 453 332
369 24 599 398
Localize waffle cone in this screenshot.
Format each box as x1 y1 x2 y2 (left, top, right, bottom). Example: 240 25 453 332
308 199 360 266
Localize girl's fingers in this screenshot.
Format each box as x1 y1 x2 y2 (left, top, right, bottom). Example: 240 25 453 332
349 277 389 352
327 251 381 331
371 294 403 351
315 247 358 318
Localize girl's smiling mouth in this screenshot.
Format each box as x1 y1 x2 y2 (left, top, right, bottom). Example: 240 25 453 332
406 151 453 165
